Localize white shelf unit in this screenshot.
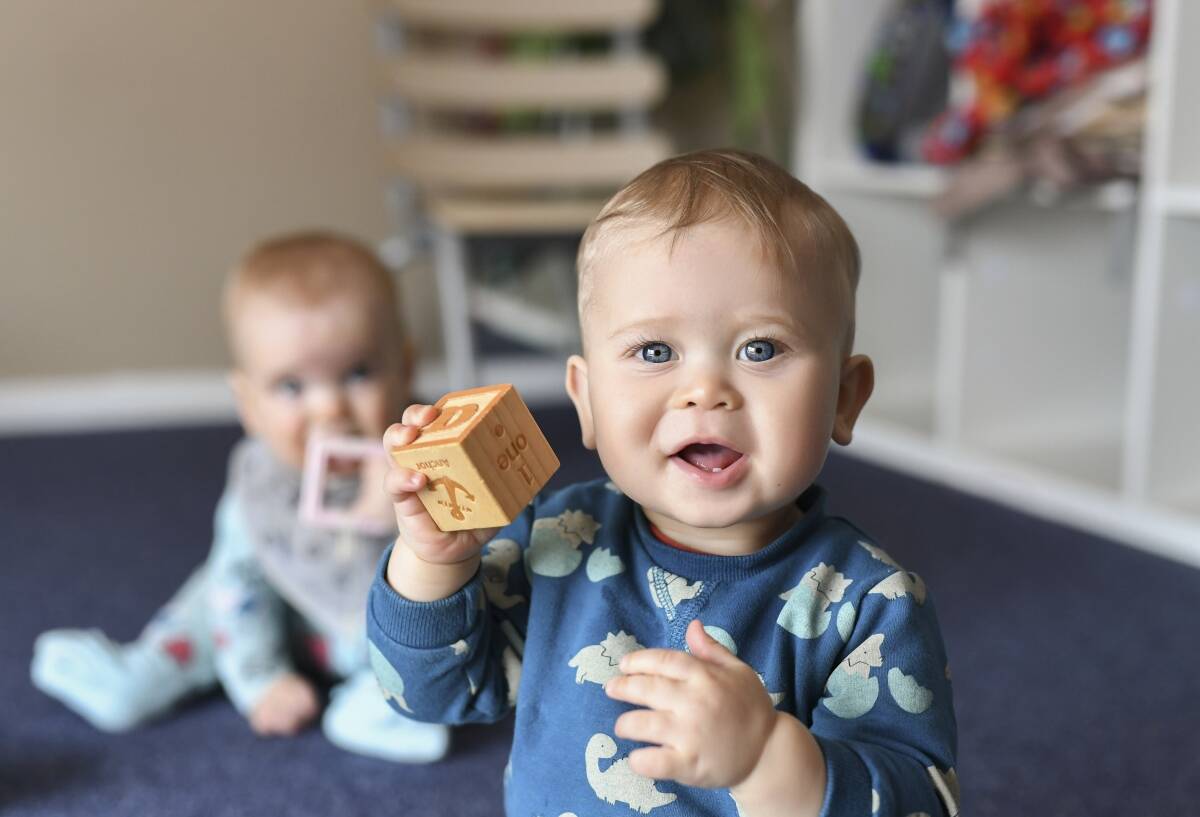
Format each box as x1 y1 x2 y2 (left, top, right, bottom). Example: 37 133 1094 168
1162 0 1200 187
1141 214 1200 516
797 0 1200 566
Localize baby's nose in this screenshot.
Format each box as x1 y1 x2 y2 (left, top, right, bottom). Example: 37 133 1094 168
670 369 743 411
310 385 351 423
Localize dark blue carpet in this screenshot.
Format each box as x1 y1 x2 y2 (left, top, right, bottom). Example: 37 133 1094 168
2 406 1198 815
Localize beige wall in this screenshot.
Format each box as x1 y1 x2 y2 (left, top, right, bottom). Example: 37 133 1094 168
0 1 413 377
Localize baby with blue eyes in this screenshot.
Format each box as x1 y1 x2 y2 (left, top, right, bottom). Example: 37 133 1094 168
369 149 960 816
32 231 449 763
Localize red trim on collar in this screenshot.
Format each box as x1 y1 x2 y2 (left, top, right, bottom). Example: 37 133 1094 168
648 522 707 554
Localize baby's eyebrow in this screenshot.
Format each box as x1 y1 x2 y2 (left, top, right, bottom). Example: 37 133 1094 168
740 308 792 320
606 313 804 342
267 370 301 385
606 317 681 340
739 314 801 331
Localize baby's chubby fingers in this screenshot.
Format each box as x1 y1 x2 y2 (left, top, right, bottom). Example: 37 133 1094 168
381 404 443 486
380 403 440 456
627 746 685 782
618 647 700 681
382 423 430 498
383 453 427 496
401 403 441 427
613 707 675 747
382 419 423 452
379 421 444 534
605 672 682 711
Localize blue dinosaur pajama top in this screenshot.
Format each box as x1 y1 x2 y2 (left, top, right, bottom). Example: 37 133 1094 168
367 479 959 817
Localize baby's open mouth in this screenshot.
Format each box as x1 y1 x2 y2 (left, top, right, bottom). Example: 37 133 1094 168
672 442 744 473
328 456 360 474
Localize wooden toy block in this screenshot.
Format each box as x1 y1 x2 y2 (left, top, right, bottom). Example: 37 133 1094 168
390 384 560 532
300 434 394 536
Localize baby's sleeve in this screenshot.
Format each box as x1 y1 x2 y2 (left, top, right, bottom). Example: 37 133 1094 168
204 493 294 715
808 567 959 817
366 501 537 726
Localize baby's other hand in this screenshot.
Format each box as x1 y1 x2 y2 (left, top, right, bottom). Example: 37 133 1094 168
249 673 319 736
605 619 779 789
383 403 500 565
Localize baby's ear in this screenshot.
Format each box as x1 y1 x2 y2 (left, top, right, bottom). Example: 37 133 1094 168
564 355 596 450
832 354 874 446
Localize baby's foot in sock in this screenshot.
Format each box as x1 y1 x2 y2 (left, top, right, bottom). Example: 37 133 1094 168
322 670 450 763
31 628 209 732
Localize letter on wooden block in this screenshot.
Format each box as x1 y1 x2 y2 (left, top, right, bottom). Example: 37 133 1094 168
390 384 560 531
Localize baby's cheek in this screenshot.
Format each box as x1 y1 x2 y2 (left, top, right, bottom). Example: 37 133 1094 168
761 429 825 494
366 387 403 435
286 425 310 465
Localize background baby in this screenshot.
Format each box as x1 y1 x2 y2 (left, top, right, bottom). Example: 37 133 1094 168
33 231 449 762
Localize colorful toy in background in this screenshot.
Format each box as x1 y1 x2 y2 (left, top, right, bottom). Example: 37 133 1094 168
922 0 1152 164
857 0 955 163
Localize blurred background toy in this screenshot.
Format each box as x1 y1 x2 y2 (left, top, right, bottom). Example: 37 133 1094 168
922 0 1152 165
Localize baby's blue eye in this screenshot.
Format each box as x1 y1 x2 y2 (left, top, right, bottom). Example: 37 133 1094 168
344 362 372 384
639 342 674 364
739 339 776 362
275 377 304 397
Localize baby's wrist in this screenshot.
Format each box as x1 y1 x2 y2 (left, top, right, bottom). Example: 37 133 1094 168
730 712 826 817
387 540 480 602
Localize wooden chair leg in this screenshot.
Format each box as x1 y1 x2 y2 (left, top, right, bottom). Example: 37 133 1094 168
432 226 477 389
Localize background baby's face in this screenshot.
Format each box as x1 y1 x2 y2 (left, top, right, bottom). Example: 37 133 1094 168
568 218 856 542
229 287 409 471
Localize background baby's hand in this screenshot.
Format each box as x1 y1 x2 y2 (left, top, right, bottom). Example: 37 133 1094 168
249 672 319 736
382 404 501 601
604 619 780 789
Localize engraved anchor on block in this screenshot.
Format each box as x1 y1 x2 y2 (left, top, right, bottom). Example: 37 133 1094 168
428 476 476 522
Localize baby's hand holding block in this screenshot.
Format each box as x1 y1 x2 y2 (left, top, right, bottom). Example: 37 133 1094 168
390 384 559 531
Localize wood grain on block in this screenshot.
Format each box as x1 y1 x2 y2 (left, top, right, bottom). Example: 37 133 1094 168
390 384 560 531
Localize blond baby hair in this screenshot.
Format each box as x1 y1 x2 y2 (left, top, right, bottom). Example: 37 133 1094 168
577 148 861 352
223 230 405 361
